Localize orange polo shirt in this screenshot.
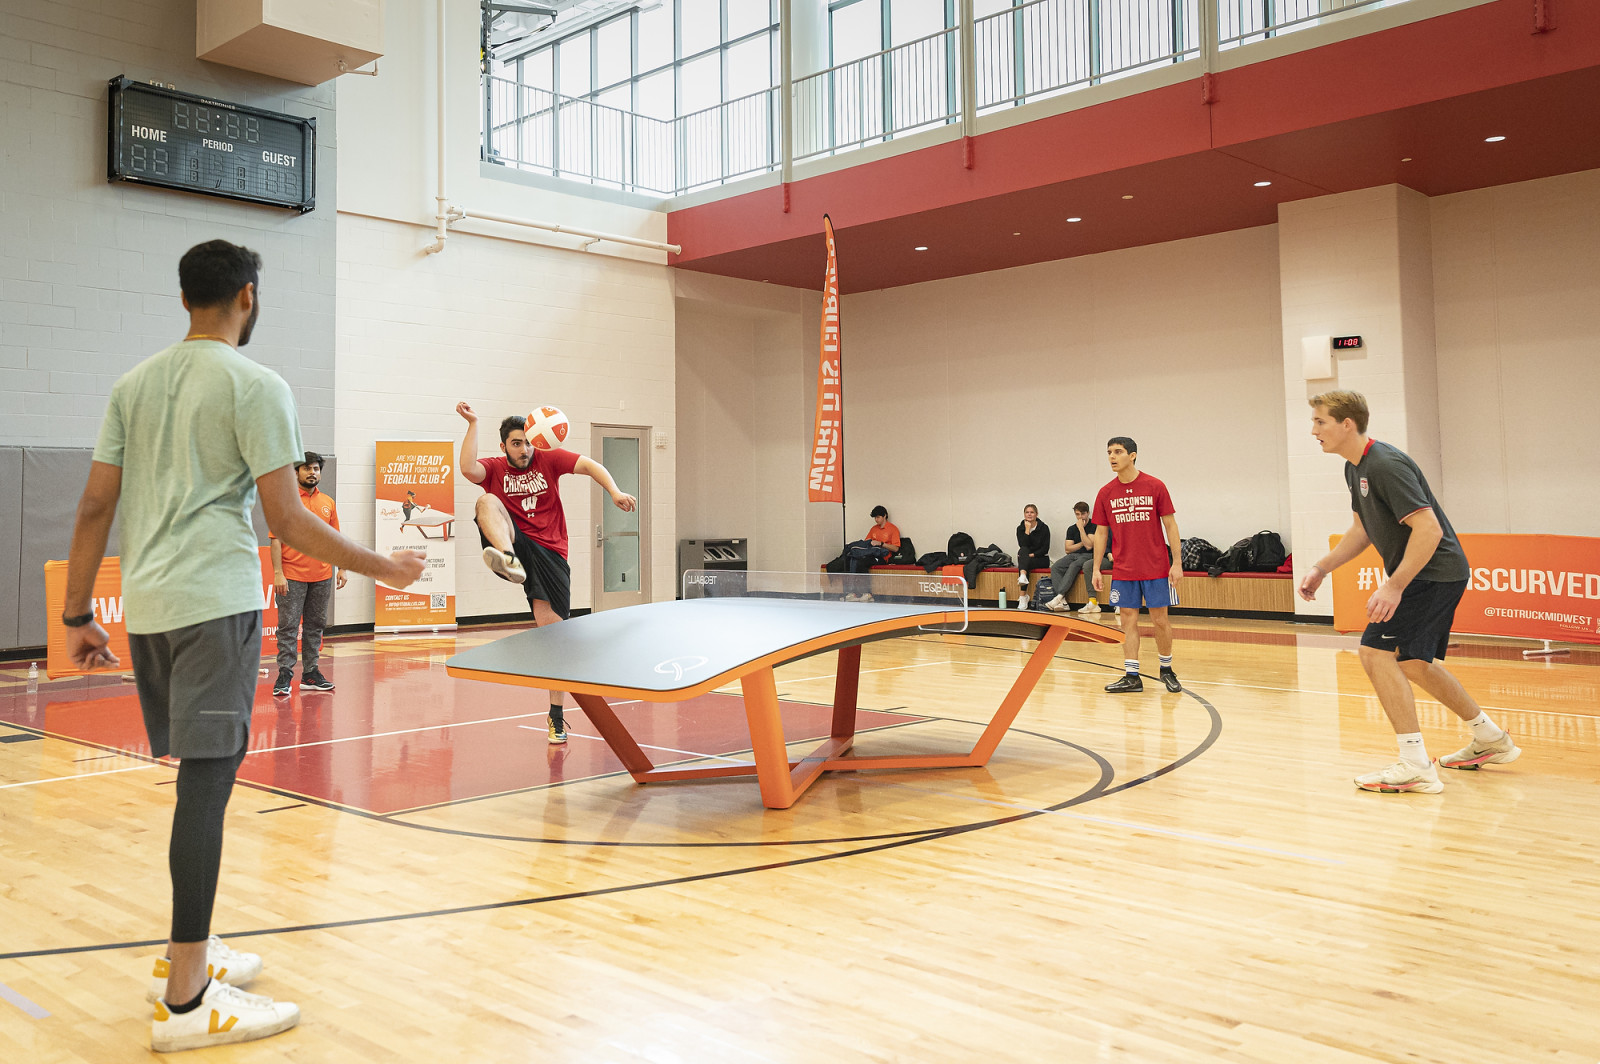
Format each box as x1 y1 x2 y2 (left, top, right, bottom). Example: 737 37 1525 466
865 521 901 551
270 488 340 582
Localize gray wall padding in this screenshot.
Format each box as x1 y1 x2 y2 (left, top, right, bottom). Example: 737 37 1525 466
18 449 118 647
0 449 21 649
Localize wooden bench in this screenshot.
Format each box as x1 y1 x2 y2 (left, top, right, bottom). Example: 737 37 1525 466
832 564 1294 616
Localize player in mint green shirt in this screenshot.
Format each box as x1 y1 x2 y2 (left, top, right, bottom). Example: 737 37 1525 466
60 240 424 1052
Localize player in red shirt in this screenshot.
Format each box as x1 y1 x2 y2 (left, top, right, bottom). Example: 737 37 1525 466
1091 436 1184 693
456 402 637 742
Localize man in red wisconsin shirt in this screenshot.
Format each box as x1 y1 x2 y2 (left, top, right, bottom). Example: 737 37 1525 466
1091 436 1184 694
456 401 637 743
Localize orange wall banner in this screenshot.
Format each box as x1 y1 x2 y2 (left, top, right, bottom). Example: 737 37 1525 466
374 440 457 631
1331 533 1600 645
807 214 843 503
44 548 279 679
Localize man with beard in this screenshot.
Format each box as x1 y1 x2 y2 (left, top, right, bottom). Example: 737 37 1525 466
456 402 637 743
62 240 426 1050
268 451 345 696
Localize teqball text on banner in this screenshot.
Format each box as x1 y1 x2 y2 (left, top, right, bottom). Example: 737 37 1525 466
808 214 843 503
374 441 458 631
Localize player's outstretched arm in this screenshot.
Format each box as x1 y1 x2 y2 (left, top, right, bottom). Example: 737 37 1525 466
1299 514 1371 601
574 455 637 512
259 465 426 588
455 401 487 485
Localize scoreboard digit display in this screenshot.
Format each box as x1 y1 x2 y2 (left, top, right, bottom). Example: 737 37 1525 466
107 76 316 213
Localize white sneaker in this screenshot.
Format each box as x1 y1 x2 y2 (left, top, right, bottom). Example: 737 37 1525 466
1044 594 1067 611
1077 601 1101 614
1017 573 1028 587
1437 731 1522 770
482 546 526 584
1017 595 1029 610
1354 760 1443 794
146 936 262 1002
151 979 299 1052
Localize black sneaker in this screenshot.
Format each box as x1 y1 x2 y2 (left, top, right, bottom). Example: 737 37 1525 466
1104 673 1143 693
301 670 335 691
272 669 292 697
1160 668 1182 692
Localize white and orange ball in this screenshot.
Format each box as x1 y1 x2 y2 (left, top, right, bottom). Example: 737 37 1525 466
525 405 570 451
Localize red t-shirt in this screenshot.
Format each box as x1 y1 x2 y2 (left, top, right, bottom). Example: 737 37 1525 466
479 450 581 557
1091 472 1175 580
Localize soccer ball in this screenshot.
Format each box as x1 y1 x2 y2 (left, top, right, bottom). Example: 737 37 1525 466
525 405 570 451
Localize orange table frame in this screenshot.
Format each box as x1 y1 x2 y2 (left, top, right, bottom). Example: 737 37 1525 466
452 609 1121 809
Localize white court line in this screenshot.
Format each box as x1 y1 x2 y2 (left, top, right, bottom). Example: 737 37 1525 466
0 763 157 790
0 980 50 1019
882 782 1343 865
517 727 751 766
244 702 639 756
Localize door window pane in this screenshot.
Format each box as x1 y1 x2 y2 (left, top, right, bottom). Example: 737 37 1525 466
601 437 641 594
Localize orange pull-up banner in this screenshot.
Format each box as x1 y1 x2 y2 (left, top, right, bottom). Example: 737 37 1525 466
1331 532 1600 645
807 214 843 503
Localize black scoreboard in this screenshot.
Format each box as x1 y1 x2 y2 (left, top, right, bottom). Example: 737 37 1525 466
107 77 316 213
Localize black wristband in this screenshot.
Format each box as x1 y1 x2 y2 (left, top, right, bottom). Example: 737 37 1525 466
60 611 96 628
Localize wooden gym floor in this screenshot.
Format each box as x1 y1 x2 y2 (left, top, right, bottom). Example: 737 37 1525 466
1 616 1596 1062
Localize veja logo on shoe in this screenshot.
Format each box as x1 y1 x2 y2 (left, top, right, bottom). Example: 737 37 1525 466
153 957 171 978
209 1009 239 1034
153 1000 171 1021
209 964 229 980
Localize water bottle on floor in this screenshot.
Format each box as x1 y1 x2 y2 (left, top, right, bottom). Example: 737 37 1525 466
27 662 39 695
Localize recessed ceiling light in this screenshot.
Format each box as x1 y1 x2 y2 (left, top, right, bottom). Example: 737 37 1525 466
1066 217 1082 223
1485 135 1506 142
1253 180 1272 187
1012 231 1021 236
1401 157 1412 162
914 246 928 251
1121 195 1133 200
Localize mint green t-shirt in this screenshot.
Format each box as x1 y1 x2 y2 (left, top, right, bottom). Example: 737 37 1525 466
92 340 305 635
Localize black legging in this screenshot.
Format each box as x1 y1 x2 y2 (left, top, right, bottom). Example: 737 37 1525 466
1017 551 1050 576
169 742 249 943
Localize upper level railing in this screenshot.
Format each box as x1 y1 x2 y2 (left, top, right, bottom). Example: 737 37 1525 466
484 0 1422 198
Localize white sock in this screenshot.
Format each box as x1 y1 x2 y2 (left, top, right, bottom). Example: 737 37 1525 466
1396 732 1430 770
1159 654 1173 670
1466 711 1505 744
1124 659 1139 676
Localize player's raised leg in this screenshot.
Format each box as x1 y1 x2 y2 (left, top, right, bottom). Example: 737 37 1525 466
474 494 526 584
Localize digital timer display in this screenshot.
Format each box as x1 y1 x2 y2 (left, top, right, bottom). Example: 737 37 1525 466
107 77 316 212
1331 335 1364 349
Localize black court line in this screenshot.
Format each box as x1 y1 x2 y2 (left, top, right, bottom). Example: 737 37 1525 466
0 734 42 744
0 674 1222 963
256 803 307 814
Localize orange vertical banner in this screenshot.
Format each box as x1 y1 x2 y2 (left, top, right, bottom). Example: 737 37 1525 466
807 214 843 503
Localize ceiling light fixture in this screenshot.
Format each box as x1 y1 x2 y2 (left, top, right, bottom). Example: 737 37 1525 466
1121 195 1133 200
1066 217 1082 223
1012 231 1021 236
1254 181 1272 187
1401 157 1412 162
1485 135 1506 142
914 246 928 251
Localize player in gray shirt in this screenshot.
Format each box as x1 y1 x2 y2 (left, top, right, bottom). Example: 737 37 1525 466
1297 390 1521 794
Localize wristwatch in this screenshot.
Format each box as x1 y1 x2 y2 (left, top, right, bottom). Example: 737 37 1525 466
60 611 95 628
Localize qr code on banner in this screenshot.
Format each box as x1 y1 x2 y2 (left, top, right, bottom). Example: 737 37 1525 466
430 594 446 610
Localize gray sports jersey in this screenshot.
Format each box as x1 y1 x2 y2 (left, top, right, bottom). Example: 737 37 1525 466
1345 440 1469 583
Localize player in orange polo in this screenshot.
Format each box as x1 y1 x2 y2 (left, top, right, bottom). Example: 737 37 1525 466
268 451 346 695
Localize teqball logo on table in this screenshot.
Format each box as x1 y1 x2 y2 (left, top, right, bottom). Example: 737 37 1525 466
654 656 709 683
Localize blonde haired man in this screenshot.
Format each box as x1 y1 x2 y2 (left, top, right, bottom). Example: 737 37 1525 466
1299 390 1519 794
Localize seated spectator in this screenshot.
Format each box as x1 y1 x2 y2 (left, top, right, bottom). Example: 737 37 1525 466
1046 501 1102 614
845 505 900 575
1015 504 1050 595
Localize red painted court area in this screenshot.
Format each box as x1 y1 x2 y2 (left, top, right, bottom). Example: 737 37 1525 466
1 638 917 815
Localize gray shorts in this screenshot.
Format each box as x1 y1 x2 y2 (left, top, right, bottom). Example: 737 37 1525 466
128 610 260 760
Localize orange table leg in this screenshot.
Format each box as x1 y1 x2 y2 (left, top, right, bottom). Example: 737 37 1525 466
831 644 861 741
741 666 797 808
572 692 655 778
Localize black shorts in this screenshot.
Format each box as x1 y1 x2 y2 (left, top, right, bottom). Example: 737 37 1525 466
128 610 260 760
479 522 571 619
1359 578 1467 664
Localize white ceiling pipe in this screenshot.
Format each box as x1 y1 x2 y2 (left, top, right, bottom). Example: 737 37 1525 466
457 207 680 255
423 0 451 255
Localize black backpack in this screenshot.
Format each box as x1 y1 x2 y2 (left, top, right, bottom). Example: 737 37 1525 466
1180 537 1222 572
946 531 976 560
890 537 917 564
1209 537 1254 576
1247 530 1287 572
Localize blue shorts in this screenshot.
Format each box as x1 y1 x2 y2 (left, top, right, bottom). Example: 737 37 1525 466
1109 578 1178 610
